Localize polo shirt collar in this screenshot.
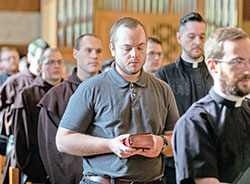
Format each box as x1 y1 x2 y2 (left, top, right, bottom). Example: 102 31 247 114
108 62 146 88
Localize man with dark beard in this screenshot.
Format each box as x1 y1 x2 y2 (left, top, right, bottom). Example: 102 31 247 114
155 12 213 184
172 27 250 184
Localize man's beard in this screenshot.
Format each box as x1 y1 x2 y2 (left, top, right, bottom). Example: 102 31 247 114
183 46 203 60
220 70 250 97
115 62 141 75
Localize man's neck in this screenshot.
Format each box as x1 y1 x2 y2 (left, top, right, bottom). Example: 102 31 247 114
213 85 246 107
29 65 39 76
181 55 203 68
7 70 18 75
44 78 61 86
181 53 203 63
143 68 155 76
77 70 98 82
115 64 141 82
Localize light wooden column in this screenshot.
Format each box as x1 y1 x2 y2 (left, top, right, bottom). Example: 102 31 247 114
41 0 58 48
0 155 6 181
9 166 19 184
197 0 205 16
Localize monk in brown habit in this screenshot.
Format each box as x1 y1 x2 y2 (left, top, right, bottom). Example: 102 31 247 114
0 39 49 140
13 48 64 183
37 34 103 184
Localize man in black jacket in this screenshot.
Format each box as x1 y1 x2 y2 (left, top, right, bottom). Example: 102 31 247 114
155 12 213 184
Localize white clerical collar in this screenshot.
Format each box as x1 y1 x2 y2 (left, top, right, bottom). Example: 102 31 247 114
213 86 247 107
181 56 203 68
246 94 250 100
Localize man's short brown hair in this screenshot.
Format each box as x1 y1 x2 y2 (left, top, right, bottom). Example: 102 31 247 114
204 27 248 62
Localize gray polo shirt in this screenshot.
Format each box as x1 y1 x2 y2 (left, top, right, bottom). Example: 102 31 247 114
60 63 179 182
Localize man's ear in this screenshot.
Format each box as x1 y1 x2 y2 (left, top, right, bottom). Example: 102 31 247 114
176 32 182 45
73 49 78 60
27 53 33 65
38 63 43 73
207 59 217 73
109 43 115 57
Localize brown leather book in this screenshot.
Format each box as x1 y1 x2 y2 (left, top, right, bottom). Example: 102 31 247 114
124 133 154 149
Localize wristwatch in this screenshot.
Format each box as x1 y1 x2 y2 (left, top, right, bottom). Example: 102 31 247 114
160 135 168 152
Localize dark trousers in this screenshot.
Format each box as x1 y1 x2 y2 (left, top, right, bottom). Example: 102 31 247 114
163 157 176 184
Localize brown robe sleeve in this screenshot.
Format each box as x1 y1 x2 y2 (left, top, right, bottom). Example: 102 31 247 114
0 78 18 137
0 71 35 137
38 106 83 184
37 78 83 184
13 89 47 182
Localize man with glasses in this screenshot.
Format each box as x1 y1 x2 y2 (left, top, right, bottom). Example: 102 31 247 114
144 37 164 76
0 39 49 139
155 12 213 184
0 47 20 86
0 39 50 183
37 34 103 184
13 48 64 183
173 27 250 184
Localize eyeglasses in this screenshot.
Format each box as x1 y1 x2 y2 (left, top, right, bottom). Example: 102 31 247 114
44 59 64 65
213 58 250 68
147 51 164 58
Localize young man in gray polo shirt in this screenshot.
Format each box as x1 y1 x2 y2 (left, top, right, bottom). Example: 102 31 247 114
56 17 179 184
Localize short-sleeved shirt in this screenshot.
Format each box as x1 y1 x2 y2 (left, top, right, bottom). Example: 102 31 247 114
172 88 250 183
60 63 179 182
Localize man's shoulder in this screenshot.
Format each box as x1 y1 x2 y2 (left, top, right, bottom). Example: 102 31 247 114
175 95 212 127
158 62 177 72
148 73 169 86
0 72 9 78
147 74 174 97
180 94 213 119
39 80 76 107
155 61 180 79
2 72 31 87
155 61 180 83
7 72 28 81
82 72 108 86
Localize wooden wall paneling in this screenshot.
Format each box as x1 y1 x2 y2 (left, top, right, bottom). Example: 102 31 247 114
0 0 40 11
0 0 40 57
41 0 76 62
0 155 6 181
197 0 205 17
243 0 250 20
238 0 243 27
94 10 182 65
58 47 74 62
